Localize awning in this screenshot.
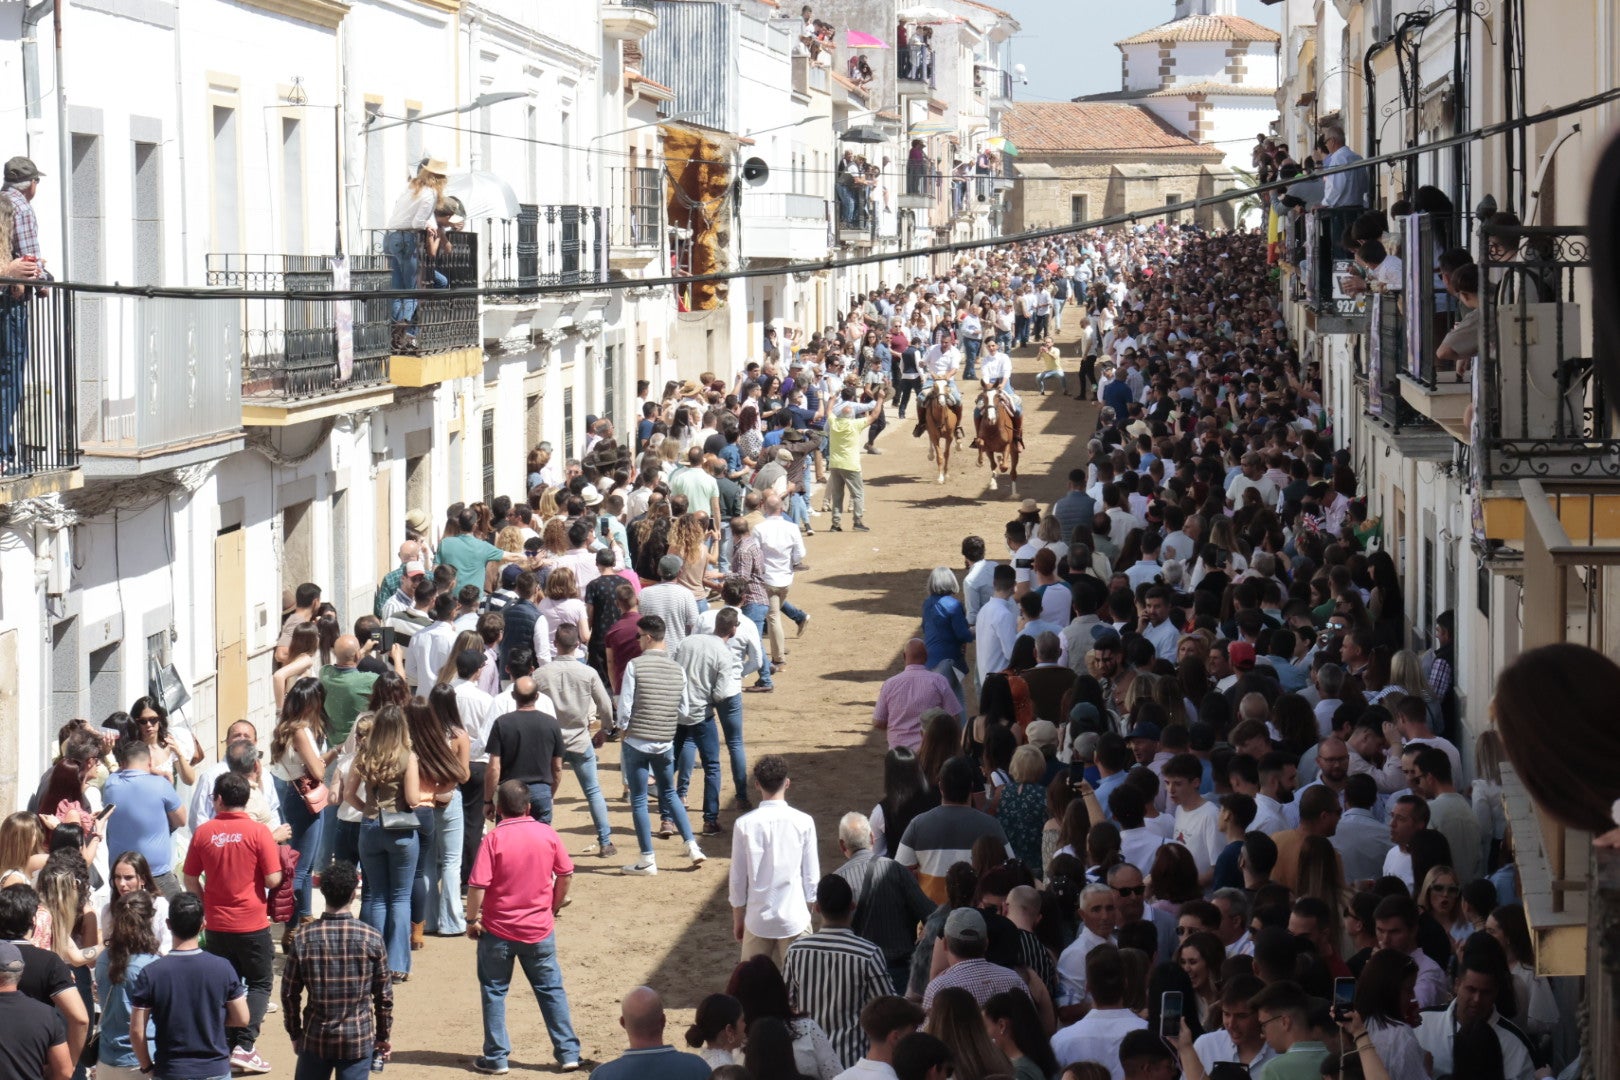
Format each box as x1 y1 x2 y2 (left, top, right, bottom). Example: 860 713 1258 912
445 171 521 222
987 136 1019 156
840 125 888 144
845 29 889 49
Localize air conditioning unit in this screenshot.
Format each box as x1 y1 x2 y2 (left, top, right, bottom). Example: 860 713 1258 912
1495 301 1586 454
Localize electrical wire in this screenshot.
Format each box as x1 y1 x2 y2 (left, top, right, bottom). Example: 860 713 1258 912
10 82 1618 305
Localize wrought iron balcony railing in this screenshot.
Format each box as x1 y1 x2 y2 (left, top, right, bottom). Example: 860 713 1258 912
0 281 79 480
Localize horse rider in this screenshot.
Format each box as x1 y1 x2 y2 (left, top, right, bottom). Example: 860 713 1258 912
912 329 966 440
971 338 1024 450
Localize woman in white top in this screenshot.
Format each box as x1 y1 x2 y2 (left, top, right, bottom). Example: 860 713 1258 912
270 678 332 930
537 566 590 649
98 851 173 955
1351 948 1431 1080
728 957 842 1080
383 161 448 345
1486 903 1560 1038
684 993 745 1071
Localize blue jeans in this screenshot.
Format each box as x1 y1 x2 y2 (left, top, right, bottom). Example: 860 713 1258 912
996 330 1012 351
409 805 437 926
1052 296 1067 327
525 781 555 823
711 694 748 799
741 602 773 688
294 1053 371 1080
0 304 27 464
384 230 421 326
788 492 810 527
359 819 420 974
1035 369 1069 394
476 932 580 1067
932 657 966 720
426 797 466 935
563 747 612 846
329 818 361 866
622 742 693 856
962 337 982 380
279 783 325 923
674 718 722 826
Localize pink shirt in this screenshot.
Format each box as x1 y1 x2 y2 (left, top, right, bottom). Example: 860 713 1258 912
468 816 575 943
872 664 960 750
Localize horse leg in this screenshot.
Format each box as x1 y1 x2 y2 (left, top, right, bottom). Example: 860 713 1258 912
938 442 947 484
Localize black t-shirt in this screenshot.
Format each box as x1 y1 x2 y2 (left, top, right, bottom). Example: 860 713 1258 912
0 991 66 1080
357 654 391 677
485 710 566 787
12 943 72 1008
702 432 728 458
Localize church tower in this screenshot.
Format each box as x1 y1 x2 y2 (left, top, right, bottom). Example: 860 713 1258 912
1173 0 1238 17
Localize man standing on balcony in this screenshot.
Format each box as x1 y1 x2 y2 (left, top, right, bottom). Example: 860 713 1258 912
1319 125 1369 210
0 157 46 473
382 161 447 353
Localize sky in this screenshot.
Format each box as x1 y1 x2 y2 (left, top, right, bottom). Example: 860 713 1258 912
1006 0 1284 106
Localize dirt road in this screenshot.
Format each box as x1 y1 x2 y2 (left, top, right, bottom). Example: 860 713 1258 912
266 325 1097 1076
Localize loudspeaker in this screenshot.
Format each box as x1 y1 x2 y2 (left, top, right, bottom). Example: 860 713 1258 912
742 157 770 186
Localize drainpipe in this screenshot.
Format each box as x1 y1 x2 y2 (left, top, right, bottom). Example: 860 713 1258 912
21 0 69 277
21 0 51 137
52 0 68 279
171 0 190 281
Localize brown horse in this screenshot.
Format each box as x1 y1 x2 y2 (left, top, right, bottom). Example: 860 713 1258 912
922 383 962 485
974 389 1019 498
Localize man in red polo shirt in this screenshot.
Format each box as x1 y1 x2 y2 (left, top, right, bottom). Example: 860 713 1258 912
183 772 282 1075
465 779 581 1074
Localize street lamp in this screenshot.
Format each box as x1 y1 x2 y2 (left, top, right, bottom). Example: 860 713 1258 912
365 90 530 133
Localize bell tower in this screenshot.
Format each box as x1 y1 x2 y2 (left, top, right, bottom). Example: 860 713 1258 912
1173 0 1237 17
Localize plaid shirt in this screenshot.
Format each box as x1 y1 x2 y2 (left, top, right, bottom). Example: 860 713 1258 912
730 535 769 607
2 187 39 258
281 912 393 1061
374 564 406 618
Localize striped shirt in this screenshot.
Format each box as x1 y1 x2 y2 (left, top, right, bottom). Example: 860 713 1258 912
834 850 934 966
783 928 892 1069
894 805 1014 904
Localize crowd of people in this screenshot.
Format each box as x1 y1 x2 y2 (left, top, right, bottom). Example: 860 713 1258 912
0 221 1597 1080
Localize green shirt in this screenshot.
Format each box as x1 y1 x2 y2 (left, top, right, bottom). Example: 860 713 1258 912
827 414 869 473
319 664 379 745
1259 1042 1329 1080
436 534 505 599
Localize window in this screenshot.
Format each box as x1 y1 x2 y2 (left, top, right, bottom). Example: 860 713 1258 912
562 387 575 460
559 110 572 202
72 134 104 370
525 105 539 202
481 408 495 506
603 345 618 439
1165 193 1184 225
1070 194 1088 225
210 106 240 251
281 118 305 253
132 141 162 286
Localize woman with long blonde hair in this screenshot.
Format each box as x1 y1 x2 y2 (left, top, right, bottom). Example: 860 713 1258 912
383 161 448 348
669 512 714 605
347 703 424 980
37 858 98 967
434 629 486 686
923 986 1013 1080
538 566 590 647
269 677 331 930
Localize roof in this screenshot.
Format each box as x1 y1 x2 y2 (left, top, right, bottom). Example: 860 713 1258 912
1116 14 1281 46
950 0 1019 26
1145 81 1280 98
1001 102 1224 158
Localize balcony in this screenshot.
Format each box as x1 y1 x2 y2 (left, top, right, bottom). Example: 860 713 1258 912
898 166 938 211
601 0 658 42
835 180 878 247
1300 206 1367 333
359 230 482 388
205 253 397 426
0 283 81 501
974 65 1014 107
78 294 245 476
609 169 664 268
740 192 830 263
1395 210 1475 441
897 42 935 93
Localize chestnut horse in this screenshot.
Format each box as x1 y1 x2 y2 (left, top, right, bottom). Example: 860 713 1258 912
922 383 962 485
974 389 1019 497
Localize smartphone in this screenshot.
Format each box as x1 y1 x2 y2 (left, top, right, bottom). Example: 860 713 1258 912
1332 976 1356 1023
380 626 397 653
1209 1065 1251 1080
1159 990 1183 1038
95 804 116 821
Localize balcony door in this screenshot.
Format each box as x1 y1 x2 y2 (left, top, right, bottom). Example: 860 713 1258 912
214 526 246 754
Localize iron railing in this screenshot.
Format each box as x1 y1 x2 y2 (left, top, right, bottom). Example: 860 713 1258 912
361 229 481 352
1363 291 1426 430
481 206 541 293
81 294 241 453
610 168 663 250
898 42 935 87
1400 210 1477 389
0 282 79 478
205 254 393 399
1477 223 1613 482
1303 206 1366 316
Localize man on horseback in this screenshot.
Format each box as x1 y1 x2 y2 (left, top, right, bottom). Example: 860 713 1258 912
970 338 1024 450
911 330 965 441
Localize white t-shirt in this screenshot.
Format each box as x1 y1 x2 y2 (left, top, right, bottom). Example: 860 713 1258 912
1172 800 1224 875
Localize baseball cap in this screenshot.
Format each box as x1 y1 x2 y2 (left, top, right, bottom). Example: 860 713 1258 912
1229 641 1257 671
658 553 685 579
943 907 987 945
3 157 42 184
1071 729 1100 761
1025 719 1058 750
1125 721 1162 743
500 563 524 587
403 561 426 578
1091 626 1122 650
0 940 22 973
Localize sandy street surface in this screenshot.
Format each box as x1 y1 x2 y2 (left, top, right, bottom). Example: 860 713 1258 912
264 323 1097 1076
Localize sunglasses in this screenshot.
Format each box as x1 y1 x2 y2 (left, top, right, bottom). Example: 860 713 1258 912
1115 885 1146 897
1430 884 1460 895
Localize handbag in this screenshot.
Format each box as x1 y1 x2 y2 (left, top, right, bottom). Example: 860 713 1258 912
293 773 329 814
148 657 192 713
380 809 420 832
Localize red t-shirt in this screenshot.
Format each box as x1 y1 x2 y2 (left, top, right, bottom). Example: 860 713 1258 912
183 810 279 934
468 816 575 943
604 611 644 694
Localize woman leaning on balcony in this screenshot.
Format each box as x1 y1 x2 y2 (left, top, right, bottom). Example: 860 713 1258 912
383 159 448 353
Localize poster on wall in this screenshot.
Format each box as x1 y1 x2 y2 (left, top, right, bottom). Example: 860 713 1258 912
1367 296 1384 418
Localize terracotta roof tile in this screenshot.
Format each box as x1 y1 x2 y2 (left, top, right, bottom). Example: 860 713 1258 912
1116 14 1281 45
1145 81 1279 98
1002 102 1224 158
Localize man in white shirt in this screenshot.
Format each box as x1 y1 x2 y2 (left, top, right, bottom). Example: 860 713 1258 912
1414 941 1537 1080
911 334 963 437
1106 786 1166 873
754 494 810 667
188 721 287 836
832 997 925 1080
1224 452 1278 509
1051 943 1144 1080
1375 894 1451 1009
405 593 459 692
1134 584 1178 662
730 754 819 966
1185 974 1275 1076
974 566 1019 690
971 338 1022 450
959 537 998 627
1165 754 1223 883
1055 883 1118 1013
1381 794 1428 888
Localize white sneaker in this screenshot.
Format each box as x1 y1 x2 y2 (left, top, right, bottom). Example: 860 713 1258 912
687 839 707 864
622 857 658 876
